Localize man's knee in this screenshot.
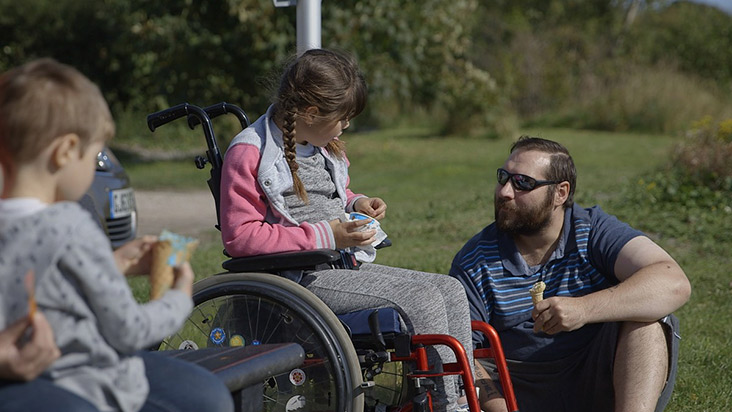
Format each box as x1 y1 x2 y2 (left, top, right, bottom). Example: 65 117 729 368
619 320 664 339
620 320 669 350
616 320 672 390
618 320 668 363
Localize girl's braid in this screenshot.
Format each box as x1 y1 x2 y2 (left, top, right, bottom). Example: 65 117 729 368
281 99 307 202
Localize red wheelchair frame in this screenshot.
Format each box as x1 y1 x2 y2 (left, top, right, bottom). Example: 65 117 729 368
388 321 518 412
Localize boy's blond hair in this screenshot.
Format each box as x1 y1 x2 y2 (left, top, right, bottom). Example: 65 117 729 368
0 58 114 177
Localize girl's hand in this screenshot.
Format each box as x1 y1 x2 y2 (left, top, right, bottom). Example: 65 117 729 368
329 218 377 249
354 197 387 220
113 236 158 276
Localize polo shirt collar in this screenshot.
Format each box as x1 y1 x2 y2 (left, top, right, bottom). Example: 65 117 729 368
497 206 577 277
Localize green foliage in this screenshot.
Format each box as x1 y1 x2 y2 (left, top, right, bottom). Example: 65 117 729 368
0 0 296 116
0 0 505 136
0 0 134 106
3 0 732 138
619 170 732 253
610 117 732 255
472 0 732 134
532 63 729 134
472 0 632 117
624 1 732 88
118 0 296 114
322 0 502 135
672 116 732 191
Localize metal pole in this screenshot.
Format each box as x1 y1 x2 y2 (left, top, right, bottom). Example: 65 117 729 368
297 0 321 54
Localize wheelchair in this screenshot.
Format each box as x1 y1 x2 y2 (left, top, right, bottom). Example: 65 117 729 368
148 102 518 412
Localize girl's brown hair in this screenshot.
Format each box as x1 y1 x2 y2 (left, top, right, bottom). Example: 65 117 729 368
272 48 367 201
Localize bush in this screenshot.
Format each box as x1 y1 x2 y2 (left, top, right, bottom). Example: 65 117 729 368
672 116 732 191
613 117 732 253
541 63 732 134
324 0 506 136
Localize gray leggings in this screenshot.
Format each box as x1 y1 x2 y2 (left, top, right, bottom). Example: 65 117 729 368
301 263 474 411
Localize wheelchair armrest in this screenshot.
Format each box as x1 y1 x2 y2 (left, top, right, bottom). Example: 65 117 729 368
222 249 341 272
375 238 392 249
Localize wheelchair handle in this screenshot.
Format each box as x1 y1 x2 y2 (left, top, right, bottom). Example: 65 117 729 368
188 102 251 130
146 103 222 170
147 103 201 131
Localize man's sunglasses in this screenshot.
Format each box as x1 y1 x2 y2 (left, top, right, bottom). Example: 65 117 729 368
497 168 561 191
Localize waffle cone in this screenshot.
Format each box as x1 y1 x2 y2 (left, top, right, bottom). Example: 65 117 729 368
150 240 174 300
149 231 199 300
530 281 546 305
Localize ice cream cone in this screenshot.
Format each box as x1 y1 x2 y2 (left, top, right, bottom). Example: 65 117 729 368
530 281 546 305
149 230 199 300
150 240 174 300
24 269 36 319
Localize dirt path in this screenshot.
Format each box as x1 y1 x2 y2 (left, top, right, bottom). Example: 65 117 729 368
135 189 218 237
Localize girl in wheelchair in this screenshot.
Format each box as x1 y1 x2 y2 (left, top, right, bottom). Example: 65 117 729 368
219 48 475 411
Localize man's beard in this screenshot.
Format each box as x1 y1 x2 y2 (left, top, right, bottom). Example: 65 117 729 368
494 189 554 236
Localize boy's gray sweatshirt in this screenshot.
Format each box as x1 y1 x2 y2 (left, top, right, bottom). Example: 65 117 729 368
0 200 193 412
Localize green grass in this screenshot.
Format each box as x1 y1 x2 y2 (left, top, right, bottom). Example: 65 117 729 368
124 126 730 411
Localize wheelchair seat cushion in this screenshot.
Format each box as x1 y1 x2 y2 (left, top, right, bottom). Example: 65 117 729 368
337 307 403 337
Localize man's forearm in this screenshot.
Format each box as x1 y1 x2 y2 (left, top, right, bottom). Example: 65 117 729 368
583 261 690 323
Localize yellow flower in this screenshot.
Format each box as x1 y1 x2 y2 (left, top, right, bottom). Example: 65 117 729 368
691 115 713 130
717 119 732 142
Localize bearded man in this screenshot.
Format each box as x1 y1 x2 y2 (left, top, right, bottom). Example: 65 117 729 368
449 136 691 412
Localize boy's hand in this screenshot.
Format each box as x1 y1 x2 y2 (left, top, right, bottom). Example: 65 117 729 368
172 261 194 297
113 236 157 276
0 313 60 381
329 218 377 249
354 197 387 220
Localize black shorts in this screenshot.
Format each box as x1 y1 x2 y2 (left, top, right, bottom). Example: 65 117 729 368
478 315 680 412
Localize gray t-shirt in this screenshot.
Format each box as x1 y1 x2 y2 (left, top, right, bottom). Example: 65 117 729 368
283 143 344 224
0 199 192 412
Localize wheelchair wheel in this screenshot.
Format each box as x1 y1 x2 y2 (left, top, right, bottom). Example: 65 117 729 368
363 361 410 410
158 272 364 412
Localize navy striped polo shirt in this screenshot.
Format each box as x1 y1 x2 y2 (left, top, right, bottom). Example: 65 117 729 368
450 204 643 362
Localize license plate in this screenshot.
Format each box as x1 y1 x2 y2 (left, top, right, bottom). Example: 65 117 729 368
109 188 136 219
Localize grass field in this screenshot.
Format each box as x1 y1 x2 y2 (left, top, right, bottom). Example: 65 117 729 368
123 126 731 411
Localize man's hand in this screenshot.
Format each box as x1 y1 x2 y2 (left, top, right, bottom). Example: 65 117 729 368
113 235 157 276
354 197 387 220
0 313 60 381
532 296 589 335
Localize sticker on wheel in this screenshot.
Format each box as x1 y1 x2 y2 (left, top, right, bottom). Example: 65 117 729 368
289 368 306 386
285 395 306 411
178 340 198 350
210 327 226 345
229 335 245 347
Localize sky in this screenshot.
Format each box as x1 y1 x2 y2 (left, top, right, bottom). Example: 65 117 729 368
686 0 732 14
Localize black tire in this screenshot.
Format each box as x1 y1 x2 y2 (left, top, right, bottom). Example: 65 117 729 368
159 272 364 412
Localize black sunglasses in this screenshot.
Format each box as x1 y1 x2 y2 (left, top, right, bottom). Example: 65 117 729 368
497 168 561 191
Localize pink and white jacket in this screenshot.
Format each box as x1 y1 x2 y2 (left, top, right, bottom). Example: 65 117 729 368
220 105 365 257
